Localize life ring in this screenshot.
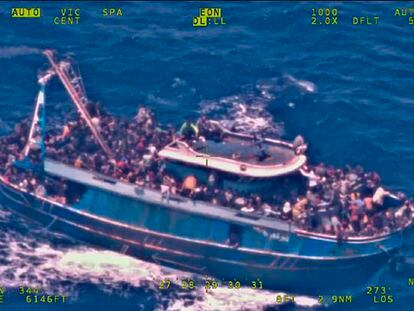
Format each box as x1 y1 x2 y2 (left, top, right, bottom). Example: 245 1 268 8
240 164 247 171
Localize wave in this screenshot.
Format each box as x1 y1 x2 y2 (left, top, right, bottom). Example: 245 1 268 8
199 79 286 137
0 46 42 59
283 74 317 94
0 205 320 310
166 287 320 311
198 75 317 137
172 77 187 88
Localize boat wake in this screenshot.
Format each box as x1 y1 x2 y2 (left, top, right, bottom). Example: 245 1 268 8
0 205 320 310
199 75 317 138
0 46 42 59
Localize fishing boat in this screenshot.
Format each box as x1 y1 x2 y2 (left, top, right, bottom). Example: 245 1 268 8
0 50 413 294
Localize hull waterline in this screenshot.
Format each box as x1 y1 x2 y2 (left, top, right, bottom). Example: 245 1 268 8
0 179 404 294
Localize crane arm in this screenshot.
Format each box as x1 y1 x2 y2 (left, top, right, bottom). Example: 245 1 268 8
42 49 113 158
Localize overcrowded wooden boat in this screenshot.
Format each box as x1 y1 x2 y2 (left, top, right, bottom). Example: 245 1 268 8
0 50 413 293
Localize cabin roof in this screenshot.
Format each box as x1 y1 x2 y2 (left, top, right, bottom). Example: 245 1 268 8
159 137 306 178
200 137 295 165
44 159 295 233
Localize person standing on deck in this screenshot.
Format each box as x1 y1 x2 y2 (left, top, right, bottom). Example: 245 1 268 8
179 119 199 141
196 115 213 138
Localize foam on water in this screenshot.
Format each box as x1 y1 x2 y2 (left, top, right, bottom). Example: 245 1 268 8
199 79 282 137
198 76 317 138
0 205 319 310
0 46 42 59
172 77 187 89
166 287 320 311
283 75 317 94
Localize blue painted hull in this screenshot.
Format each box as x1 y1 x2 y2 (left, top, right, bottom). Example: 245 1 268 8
0 180 408 294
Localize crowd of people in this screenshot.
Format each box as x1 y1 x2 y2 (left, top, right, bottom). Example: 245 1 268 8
0 104 413 238
292 164 412 236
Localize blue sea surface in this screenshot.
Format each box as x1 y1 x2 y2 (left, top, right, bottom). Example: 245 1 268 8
0 1 413 310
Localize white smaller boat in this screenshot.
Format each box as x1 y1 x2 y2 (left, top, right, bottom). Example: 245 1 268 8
159 121 307 179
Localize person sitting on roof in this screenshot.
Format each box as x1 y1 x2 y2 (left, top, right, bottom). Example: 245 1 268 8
74 156 83 168
35 183 46 197
373 186 390 210
293 135 307 154
135 106 150 125
59 123 73 141
196 115 212 138
252 133 270 161
301 169 323 188
179 119 199 141
395 200 413 226
181 175 197 198
281 201 292 220
241 203 255 213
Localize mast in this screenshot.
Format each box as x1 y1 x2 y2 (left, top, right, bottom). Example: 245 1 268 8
21 71 54 160
42 49 113 158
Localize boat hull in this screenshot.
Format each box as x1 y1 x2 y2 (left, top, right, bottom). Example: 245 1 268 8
165 161 306 197
0 180 403 294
